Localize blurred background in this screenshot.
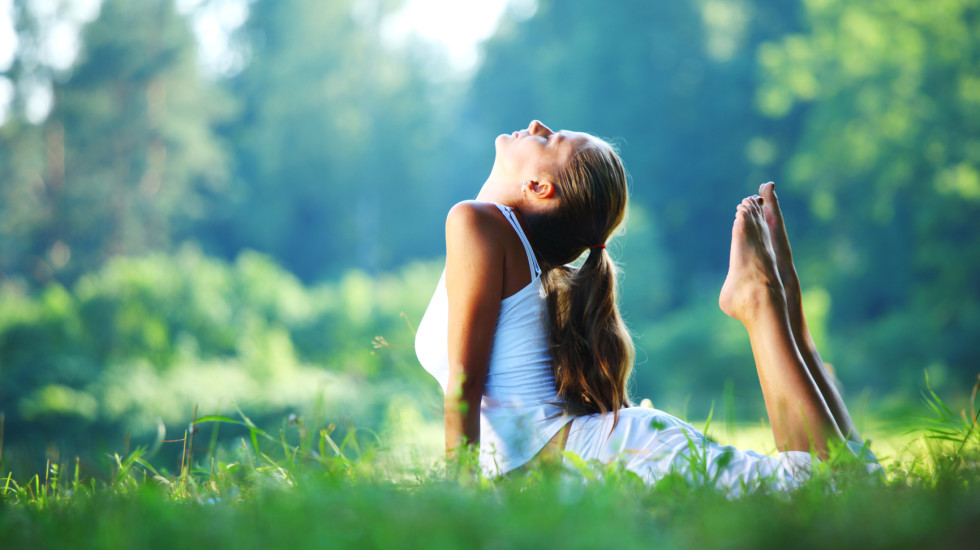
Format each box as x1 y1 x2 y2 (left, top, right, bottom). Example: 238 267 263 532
0 0 978 475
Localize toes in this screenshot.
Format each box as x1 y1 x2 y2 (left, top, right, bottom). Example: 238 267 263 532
759 182 779 207
739 196 765 218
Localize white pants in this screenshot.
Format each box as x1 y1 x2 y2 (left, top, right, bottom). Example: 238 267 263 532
563 407 878 495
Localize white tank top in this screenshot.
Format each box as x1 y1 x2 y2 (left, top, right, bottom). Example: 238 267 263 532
415 202 572 476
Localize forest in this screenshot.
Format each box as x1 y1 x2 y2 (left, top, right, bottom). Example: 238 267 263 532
0 0 978 480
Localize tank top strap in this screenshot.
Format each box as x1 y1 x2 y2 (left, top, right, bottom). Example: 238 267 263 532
492 203 541 278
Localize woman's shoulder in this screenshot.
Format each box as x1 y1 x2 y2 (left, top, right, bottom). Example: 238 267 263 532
445 200 511 240
444 201 510 301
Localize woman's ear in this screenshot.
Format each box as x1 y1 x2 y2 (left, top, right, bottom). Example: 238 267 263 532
526 180 556 200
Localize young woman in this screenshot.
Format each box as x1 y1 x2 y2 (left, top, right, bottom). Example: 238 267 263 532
415 120 877 492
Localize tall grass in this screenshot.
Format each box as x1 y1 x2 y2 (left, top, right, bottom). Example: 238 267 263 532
0 377 978 550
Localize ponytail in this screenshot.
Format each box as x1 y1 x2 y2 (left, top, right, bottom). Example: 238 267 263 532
521 141 633 425
544 246 633 423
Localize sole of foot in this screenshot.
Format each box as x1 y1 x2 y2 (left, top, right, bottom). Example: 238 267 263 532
719 196 782 321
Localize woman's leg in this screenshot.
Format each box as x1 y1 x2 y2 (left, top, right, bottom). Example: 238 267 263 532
758 183 862 444
719 195 844 458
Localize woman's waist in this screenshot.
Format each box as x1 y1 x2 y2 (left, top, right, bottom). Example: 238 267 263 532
485 370 557 399
481 386 563 412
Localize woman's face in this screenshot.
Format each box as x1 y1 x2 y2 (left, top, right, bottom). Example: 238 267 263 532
494 120 593 183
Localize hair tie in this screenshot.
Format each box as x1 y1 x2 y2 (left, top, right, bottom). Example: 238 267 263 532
589 244 606 250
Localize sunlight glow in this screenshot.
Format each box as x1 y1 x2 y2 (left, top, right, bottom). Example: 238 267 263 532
0 0 17 71
177 0 249 76
0 0 538 124
382 0 536 72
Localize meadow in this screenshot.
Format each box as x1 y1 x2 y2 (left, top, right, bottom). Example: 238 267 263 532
1 380 977 550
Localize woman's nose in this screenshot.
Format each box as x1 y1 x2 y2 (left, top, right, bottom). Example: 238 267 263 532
528 120 553 136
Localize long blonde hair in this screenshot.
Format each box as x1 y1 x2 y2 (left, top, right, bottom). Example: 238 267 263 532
522 140 633 424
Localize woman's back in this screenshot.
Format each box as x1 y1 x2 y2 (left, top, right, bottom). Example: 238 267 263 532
416 202 572 475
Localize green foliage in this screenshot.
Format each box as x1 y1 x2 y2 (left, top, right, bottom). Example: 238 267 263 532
1 0 232 285
631 290 763 417
0 248 443 471
210 0 456 279
756 0 980 389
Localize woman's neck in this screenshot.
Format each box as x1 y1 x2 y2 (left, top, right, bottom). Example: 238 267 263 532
475 175 520 206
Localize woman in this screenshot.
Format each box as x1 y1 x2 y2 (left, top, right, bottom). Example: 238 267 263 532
415 120 876 492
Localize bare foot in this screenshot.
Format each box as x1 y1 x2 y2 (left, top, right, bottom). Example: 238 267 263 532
758 182 801 304
719 196 783 321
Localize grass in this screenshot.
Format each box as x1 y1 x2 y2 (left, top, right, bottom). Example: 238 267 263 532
1 380 978 550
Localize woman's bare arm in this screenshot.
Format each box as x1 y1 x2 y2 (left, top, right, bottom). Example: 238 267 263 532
444 202 505 456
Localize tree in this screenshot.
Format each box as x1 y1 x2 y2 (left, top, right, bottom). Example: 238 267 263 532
0 0 230 285
209 0 454 280
756 0 980 387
